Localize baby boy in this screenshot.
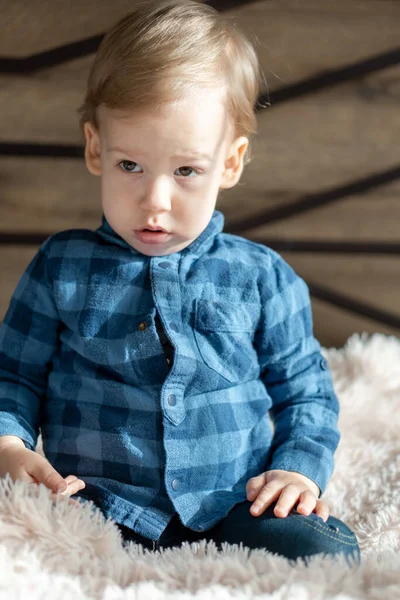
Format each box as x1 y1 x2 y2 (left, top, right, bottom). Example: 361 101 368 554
0 0 360 562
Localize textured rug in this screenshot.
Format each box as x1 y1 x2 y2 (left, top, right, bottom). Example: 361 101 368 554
0 333 399 599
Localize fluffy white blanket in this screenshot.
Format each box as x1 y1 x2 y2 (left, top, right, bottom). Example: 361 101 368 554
0 333 399 600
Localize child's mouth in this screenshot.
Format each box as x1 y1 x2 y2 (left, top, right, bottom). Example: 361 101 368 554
134 229 171 244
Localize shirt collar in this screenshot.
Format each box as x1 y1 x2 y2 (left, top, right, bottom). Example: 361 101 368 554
95 210 225 259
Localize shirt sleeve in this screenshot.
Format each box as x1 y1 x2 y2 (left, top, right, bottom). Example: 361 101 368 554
0 239 59 451
254 251 340 495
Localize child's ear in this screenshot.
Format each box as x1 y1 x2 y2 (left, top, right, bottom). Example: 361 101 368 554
83 121 102 176
219 136 249 189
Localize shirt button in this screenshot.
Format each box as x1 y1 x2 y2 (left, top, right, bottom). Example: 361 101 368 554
167 394 177 406
320 358 328 370
137 321 148 332
159 261 171 269
171 479 181 491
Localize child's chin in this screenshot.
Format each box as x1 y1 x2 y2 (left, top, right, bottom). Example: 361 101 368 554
137 240 192 257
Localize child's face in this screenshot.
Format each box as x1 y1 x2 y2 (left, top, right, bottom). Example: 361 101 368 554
84 91 248 256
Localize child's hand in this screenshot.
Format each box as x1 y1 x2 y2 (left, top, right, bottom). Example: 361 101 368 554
0 440 85 506
50 474 86 507
246 469 329 521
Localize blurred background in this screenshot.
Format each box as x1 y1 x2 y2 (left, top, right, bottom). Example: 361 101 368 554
1 0 399 348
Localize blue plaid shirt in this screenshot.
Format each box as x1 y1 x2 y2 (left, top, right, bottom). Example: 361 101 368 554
0 210 340 540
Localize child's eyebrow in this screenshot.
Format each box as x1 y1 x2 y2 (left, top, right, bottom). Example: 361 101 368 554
107 146 213 161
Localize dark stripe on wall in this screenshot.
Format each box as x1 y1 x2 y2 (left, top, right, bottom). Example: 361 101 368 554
0 142 83 158
256 47 400 109
0 233 49 245
226 166 400 232
0 35 103 74
252 240 400 254
207 0 257 9
308 281 400 330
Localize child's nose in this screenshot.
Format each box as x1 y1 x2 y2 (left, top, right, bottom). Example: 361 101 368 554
140 178 172 211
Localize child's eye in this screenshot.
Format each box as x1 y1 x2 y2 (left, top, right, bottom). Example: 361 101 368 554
118 161 200 177
175 166 198 178
119 160 142 173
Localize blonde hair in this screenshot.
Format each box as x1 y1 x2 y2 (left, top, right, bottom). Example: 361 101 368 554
77 0 263 165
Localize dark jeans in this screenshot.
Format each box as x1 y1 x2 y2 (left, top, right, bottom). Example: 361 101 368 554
117 500 361 565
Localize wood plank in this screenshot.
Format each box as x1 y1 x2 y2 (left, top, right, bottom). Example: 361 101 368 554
236 0 400 92
311 297 398 349
0 157 102 232
244 194 400 242
280 252 400 318
220 73 400 227
1 0 143 56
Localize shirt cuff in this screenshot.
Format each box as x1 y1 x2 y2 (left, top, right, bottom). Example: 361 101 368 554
0 417 37 451
267 449 334 496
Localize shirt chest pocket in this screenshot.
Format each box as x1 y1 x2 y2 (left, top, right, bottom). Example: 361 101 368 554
193 298 259 383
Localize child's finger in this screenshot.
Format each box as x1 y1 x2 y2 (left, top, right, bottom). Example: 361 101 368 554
28 455 67 493
52 476 85 499
249 483 282 516
295 490 317 516
246 473 267 500
313 499 330 522
273 484 303 518
60 475 86 493
63 475 80 485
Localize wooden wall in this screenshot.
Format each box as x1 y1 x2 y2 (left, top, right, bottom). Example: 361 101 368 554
1 0 399 348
